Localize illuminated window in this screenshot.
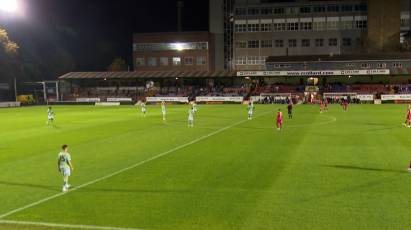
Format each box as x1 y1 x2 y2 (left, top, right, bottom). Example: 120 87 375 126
172 57 181 66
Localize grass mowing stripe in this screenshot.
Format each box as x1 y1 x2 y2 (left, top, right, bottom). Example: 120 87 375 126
0 111 271 220
0 220 147 230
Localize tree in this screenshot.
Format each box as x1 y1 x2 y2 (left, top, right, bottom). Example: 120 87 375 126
0 27 19 56
107 57 127 71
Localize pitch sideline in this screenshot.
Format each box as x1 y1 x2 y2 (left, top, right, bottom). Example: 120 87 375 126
0 219 147 230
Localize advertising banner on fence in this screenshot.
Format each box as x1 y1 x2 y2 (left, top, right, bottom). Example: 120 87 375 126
107 98 132 102
0 102 21 108
146 97 189 103
381 94 411 101
95 102 120 106
196 96 243 102
237 69 390 77
76 98 101 102
356 94 374 101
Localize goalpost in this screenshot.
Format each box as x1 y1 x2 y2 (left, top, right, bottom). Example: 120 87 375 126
16 81 60 104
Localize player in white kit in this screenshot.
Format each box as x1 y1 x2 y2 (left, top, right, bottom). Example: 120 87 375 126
247 101 254 120
141 102 147 117
47 106 55 125
58 144 74 192
188 107 194 127
161 101 166 122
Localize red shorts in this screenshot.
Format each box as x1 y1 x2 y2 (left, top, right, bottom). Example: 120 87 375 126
277 120 282 125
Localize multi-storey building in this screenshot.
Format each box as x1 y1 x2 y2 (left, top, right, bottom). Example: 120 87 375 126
210 0 411 71
132 32 215 72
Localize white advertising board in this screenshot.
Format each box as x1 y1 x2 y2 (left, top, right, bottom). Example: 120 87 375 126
237 69 390 77
0 102 21 108
356 94 374 101
107 98 132 102
381 94 411 101
146 97 189 103
76 98 101 102
195 96 243 102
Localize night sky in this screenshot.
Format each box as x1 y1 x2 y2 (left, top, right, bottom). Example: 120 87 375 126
1 0 209 78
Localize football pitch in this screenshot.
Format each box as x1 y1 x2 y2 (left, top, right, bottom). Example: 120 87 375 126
0 104 410 230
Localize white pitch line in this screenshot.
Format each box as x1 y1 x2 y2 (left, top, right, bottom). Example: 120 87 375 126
0 111 270 219
0 219 146 230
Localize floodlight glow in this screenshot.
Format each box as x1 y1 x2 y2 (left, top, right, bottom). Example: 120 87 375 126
174 43 184 51
0 0 18 13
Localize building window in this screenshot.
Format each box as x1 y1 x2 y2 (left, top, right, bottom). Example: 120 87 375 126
261 40 272 48
247 40 259 48
286 7 298 15
247 56 259 65
341 21 353 30
288 39 297 47
313 21 326 31
327 5 339 12
136 57 145 66
236 56 247 65
261 23 272 32
300 22 312 31
287 22 299 31
248 7 259 15
300 6 311 13
315 38 324 47
313 5 326 13
342 38 351 46
329 38 338 46
275 39 284 47
184 57 193 65
160 57 168 66
273 23 286 31
196 56 206 65
327 21 339 30
377 63 387 69
259 56 267 65
261 7 273 15
235 8 246 15
393 63 403 68
302 39 310 47
274 7 285 15
361 63 371 69
235 24 247 33
147 57 157 67
341 5 353 12
346 63 355 68
172 57 181 66
235 41 247 48
355 4 367 12
248 23 260 32
356 20 367 30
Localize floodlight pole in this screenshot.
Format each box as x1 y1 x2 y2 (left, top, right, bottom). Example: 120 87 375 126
14 77 17 101
55 81 60 101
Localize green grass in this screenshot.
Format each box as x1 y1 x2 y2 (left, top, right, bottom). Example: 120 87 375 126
0 104 411 230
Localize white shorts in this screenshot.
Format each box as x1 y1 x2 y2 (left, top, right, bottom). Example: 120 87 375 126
48 115 54 120
60 167 71 177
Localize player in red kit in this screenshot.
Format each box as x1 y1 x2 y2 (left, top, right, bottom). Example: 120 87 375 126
408 160 411 172
404 105 411 128
276 109 283 131
342 98 348 111
319 99 323 113
324 98 329 112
